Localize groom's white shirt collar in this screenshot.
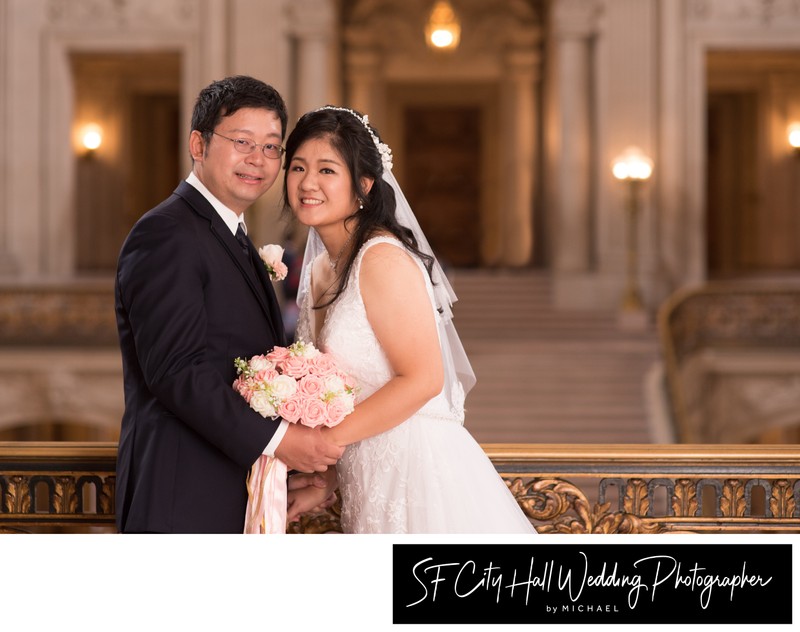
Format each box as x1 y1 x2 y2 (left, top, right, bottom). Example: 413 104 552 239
186 171 246 236
184 171 288 457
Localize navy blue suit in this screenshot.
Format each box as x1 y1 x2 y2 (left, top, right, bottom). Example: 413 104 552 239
115 180 287 533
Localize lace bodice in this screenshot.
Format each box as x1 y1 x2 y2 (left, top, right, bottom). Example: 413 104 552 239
296 235 464 421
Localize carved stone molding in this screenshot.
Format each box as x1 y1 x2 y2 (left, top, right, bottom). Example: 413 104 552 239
344 0 544 61
551 0 603 38
688 0 800 26
0 286 117 346
287 0 336 38
47 0 198 29
659 283 800 442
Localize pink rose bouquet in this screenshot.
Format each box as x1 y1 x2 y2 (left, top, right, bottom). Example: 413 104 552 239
233 339 356 533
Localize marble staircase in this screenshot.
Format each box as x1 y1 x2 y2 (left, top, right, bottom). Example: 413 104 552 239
449 270 662 444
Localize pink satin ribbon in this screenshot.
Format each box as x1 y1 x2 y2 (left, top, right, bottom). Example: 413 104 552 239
244 455 288 534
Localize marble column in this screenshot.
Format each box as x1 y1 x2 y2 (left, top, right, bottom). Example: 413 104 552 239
289 0 337 117
3 0 47 279
0 0 15 275
500 48 540 266
551 0 599 274
344 47 382 120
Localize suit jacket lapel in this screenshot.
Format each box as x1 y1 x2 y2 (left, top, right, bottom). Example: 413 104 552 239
174 181 284 343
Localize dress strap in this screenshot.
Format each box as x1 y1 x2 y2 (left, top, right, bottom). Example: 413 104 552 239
351 235 431 294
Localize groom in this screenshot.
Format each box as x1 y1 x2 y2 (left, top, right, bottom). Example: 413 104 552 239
114 75 342 533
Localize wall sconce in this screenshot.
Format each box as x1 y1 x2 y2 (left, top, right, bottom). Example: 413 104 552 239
788 122 800 156
612 146 653 326
425 1 461 51
77 123 103 157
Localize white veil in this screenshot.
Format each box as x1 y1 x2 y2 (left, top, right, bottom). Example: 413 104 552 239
296 107 476 417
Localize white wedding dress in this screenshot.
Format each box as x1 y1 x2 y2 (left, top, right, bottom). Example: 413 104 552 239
296 236 536 534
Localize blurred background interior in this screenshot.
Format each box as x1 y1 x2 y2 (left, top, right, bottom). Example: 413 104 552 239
1 0 799 448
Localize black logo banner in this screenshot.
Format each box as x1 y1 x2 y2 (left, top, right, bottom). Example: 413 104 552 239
393 544 792 625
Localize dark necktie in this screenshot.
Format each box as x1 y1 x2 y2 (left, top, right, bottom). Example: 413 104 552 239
235 223 250 256
235 223 258 277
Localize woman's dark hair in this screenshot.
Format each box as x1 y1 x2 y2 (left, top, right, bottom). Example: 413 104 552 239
282 106 435 309
190 75 288 145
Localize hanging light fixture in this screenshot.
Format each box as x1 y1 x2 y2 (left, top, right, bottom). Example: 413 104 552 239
425 1 461 51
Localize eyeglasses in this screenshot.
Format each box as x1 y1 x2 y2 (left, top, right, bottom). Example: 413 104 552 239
211 131 285 159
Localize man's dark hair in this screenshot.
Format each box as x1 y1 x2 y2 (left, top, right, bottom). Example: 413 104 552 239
191 75 288 143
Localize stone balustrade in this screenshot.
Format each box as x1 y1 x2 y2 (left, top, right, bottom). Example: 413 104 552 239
659 281 800 443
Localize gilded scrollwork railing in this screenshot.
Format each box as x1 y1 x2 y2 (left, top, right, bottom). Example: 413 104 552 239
0 442 116 532
1 442 799 534
295 443 800 534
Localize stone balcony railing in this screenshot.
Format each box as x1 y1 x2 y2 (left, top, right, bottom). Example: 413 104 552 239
658 280 800 443
1 442 798 534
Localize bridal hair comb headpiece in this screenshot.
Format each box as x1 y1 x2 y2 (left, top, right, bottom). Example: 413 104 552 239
315 105 394 171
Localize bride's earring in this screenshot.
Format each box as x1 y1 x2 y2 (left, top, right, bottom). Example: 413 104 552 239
358 199 364 210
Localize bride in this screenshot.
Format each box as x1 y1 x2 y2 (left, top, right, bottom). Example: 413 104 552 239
284 105 535 534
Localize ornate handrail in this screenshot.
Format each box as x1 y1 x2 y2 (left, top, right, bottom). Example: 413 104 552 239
657 281 800 442
1 442 798 533
0 282 117 347
0 442 117 531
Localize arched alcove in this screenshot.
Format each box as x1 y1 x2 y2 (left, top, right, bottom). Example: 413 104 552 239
342 0 545 267
71 51 181 273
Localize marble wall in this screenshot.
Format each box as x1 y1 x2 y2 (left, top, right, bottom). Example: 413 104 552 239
1 0 800 436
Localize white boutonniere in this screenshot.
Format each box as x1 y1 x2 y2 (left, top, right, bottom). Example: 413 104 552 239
258 244 288 281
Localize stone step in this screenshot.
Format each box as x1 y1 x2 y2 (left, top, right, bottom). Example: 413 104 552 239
450 270 660 444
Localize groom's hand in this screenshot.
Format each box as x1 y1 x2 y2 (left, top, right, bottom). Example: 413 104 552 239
275 424 343 473
287 473 329 491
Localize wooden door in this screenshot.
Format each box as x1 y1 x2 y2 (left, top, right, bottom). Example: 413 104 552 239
706 91 760 277
401 106 482 267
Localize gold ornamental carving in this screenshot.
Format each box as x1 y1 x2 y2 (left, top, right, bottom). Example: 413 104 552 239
770 480 796 518
622 478 650 516
286 474 800 534
2 442 800 533
509 478 664 535
53 477 78 514
4 476 31 514
1 472 115 521
99 477 116 515
721 479 746 517
671 478 698 517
